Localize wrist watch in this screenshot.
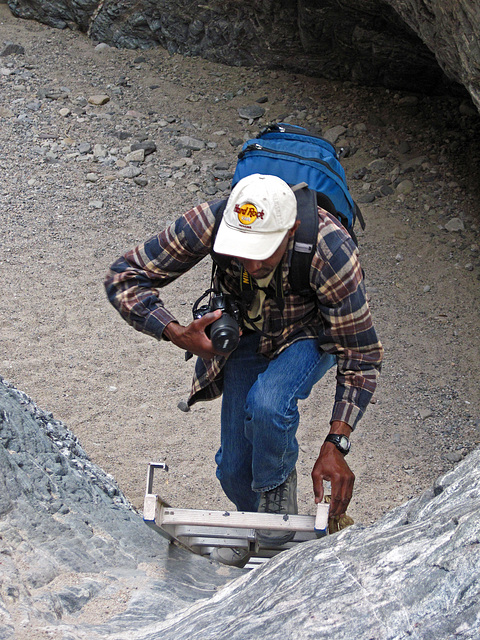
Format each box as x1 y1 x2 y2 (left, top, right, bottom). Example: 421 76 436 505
324 433 351 455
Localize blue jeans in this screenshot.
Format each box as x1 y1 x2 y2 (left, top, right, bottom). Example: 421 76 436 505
215 332 335 511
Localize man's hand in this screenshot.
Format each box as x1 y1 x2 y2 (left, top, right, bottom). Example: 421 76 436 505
164 310 223 360
311 420 355 519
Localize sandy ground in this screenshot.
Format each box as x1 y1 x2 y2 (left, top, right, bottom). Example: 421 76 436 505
1 5 479 527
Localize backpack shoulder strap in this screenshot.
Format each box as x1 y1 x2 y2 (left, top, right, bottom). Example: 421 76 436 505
289 186 318 296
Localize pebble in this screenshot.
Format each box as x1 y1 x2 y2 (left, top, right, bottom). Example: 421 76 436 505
85 173 99 182
125 149 145 163
323 125 347 144
118 166 142 179
88 94 110 106
445 218 465 232
396 179 414 195
1 43 25 56
445 451 463 463
419 408 433 420
357 193 376 204
368 158 389 172
93 144 107 159
178 136 205 151
237 105 265 120
398 95 419 108
423 285 431 293
78 142 92 154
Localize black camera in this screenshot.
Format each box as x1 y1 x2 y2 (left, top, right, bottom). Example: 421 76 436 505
192 291 241 355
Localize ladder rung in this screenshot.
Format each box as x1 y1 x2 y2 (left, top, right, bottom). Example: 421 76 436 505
144 494 329 533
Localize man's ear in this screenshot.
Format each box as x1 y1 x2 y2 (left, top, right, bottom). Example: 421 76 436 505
288 220 301 237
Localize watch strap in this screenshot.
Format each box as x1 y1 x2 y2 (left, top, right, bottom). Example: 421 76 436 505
324 433 350 455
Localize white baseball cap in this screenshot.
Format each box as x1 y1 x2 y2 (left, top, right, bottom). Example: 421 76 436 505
213 174 297 260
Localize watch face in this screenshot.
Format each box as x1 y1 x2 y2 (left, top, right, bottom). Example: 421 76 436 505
339 435 350 451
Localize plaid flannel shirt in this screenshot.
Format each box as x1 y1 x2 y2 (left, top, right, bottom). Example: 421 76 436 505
105 200 383 429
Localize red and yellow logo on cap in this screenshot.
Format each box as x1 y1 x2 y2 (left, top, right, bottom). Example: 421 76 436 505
234 203 265 226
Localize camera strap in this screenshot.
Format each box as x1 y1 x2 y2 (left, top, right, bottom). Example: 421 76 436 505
209 260 286 339
237 266 285 338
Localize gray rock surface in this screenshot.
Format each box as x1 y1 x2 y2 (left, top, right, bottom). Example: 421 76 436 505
0 377 237 639
1 376 479 638
7 0 480 113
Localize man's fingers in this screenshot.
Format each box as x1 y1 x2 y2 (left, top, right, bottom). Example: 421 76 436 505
196 310 222 330
313 478 325 504
328 475 354 517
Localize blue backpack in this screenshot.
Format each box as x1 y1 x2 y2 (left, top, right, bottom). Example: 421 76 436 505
212 122 364 296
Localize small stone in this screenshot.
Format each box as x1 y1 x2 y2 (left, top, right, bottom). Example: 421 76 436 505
237 105 265 120
1 43 25 56
398 95 419 107
379 184 394 197
131 141 157 156
177 136 205 151
93 144 107 159
368 158 388 172
397 141 411 154
419 408 433 420
118 166 142 179
323 125 347 144
88 94 110 106
395 253 403 262
396 179 414 195
445 451 463 463
134 177 148 187
445 218 465 232
357 193 376 204
78 142 92 155
59 108 70 117
177 401 190 413
465 263 474 271
89 200 103 209
401 156 427 171
125 149 145 163
423 285 431 293
85 173 99 183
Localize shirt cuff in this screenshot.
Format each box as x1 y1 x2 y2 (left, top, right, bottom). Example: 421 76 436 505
144 308 178 340
331 401 363 431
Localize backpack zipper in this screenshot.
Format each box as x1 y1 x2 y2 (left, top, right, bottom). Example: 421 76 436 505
259 123 336 151
238 143 347 190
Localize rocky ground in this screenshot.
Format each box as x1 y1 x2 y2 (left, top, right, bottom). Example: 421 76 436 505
1 4 479 526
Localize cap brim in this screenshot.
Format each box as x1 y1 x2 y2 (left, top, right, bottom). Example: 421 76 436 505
213 218 287 260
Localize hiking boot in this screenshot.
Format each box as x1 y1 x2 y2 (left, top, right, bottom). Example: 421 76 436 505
210 546 251 568
257 468 298 546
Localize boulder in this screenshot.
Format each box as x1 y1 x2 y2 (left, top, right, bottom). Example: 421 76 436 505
7 0 480 112
1 375 479 638
0 378 237 638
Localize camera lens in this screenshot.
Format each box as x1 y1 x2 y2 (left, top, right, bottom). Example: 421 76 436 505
210 314 239 354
